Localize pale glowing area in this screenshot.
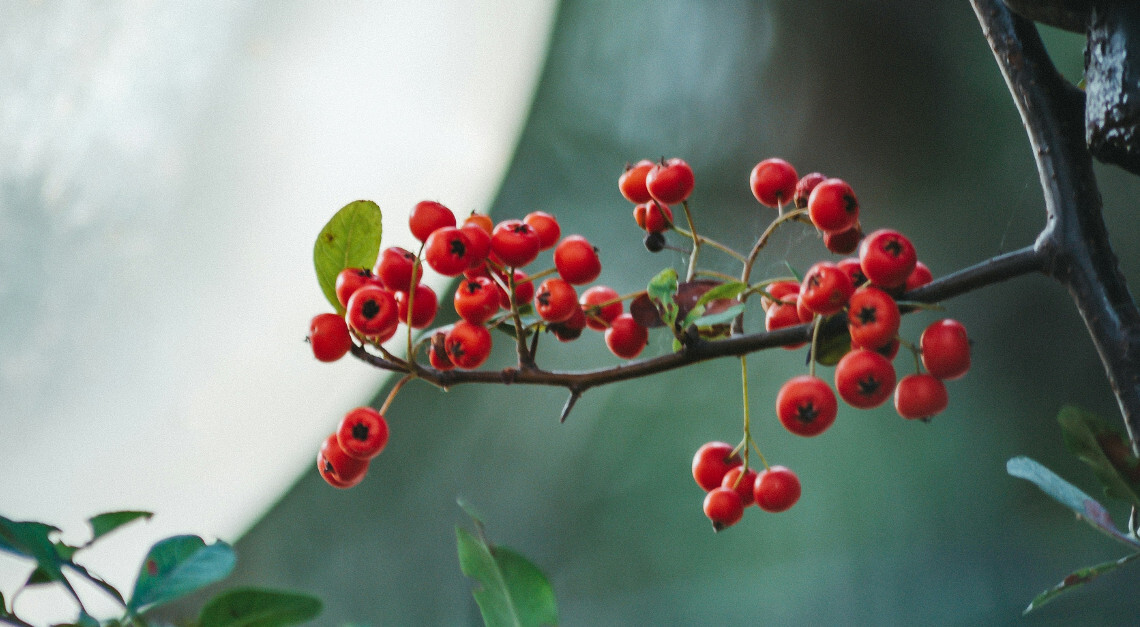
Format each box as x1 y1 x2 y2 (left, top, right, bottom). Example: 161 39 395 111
0 2 556 623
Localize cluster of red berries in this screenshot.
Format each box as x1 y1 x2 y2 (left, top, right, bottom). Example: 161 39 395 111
693 441 802 530
316 407 389 488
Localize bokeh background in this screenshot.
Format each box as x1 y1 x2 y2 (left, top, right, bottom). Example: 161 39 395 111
5 1 1140 625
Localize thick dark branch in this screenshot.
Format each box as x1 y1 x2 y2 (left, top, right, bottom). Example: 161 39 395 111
973 0 1140 448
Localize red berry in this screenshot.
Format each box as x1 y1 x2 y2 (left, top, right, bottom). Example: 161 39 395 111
533 278 579 323
836 257 868 287
579 285 623 331
335 268 382 308
459 223 492 270
753 466 801 513
645 158 695 205
604 314 648 359
309 313 353 362
317 433 369 489
807 178 859 234
761 280 800 312
876 337 901 360
423 226 473 276
619 159 655 203
491 220 542 268
554 235 602 285
463 212 494 236
336 407 390 460
454 276 501 324
776 375 838 437
524 211 561 250
894 373 949 420
846 286 901 350
920 319 971 380
395 283 438 329
749 158 798 207
692 441 743 491
793 172 827 209
641 201 673 234
428 340 455 370
720 466 759 507
409 200 456 242
548 306 588 342
703 487 744 531
345 285 399 342
374 246 420 291
905 261 934 291
765 302 807 350
859 229 917 289
823 222 863 255
497 269 535 310
799 261 855 316
834 348 897 409
445 321 493 369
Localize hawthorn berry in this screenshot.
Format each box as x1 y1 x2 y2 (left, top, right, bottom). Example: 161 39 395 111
834 348 897 409
454 276 501 324
317 433 369 489
460 222 492 270
423 226 473 277
846 286 901 350
374 246 420 291
428 340 455 370
799 261 855 316
894 373 949 420
793 172 827 209
859 229 917 288
749 158 798 207
776 375 838 437
548 305 587 342
409 200 456 242
807 178 859 234
721 465 759 507
761 280 800 311
703 487 745 531
645 158 695 205
462 212 494 235
604 313 648 359
491 220 542 268
580 285 623 331
692 441 743 491
642 201 673 233
335 268 382 308
554 235 602 285
445 321 493 369
905 261 933 291
345 285 399 342
753 466 801 513
395 283 438 329
524 211 561 250
644 231 666 253
336 407 389 460
619 159 655 203
920 319 971 380
534 278 579 323
823 223 863 255
765 301 807 350
497 269 535 310
308 313 353 362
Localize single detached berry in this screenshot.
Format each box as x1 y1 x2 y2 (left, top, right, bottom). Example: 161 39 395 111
604 313 648 359
534 278 579 323
846 286 901 350
423 226 473 277
753 466 801 513
834 348 897 409
749 158 798 207
524 211 561 250
336 407 390 460
554 235 602 285
445 320 493 369
345 285 399 342
374 246 420 291
318 433 369 489
309 313 353 362
491 220 542 268
703 487 745 531
692 441 743 491
395 283 438 329
409 200 456 242
776 375 838 437
619 159 656 203
793 172 827 209
859 229 917 289
799 261 855 316
645 158 695 205
454 276 501 324
920 319 971 380
894 373 949 420
807 178 859 234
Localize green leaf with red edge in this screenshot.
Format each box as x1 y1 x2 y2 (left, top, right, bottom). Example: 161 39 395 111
1006 456 1140 548
313 200 384 314
127 535 236 613
1058 405 1140 508
198 587 322 627
1024 551 1140 614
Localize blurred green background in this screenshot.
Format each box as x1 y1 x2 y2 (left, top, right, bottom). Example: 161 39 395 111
198 2 1140 624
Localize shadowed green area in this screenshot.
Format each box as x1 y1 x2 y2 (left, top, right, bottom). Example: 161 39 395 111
179 1 1140 624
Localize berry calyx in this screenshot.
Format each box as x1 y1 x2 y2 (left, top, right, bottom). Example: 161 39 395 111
834 348 897 409
776 375 838 437
753 466 801 513
345 285 399 342
336 407 389 460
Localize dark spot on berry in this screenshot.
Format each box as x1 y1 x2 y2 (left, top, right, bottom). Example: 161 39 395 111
352 422 370 441
362 299 381 319
883 238 904 257
449 238 467 258
856 376 881 397
843 193 858 214
795 401 820 423
856 306 878 325
537 290 551 306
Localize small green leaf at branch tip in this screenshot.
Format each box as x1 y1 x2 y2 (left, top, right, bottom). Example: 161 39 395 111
1058 405 1140 508
647 268 680 328
88 511 153 544
127 535 236 613
1006 456 1140 548
456 526 558 627
1023 551 1140 614
198 587 322 627
313 200 384 313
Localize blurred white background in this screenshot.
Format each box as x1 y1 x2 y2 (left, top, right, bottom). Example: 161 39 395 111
0 1 555 622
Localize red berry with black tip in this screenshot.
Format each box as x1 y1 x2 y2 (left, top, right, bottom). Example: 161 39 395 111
336 407 389 460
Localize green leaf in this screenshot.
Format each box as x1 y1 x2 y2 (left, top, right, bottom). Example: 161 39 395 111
313 200 384 313
692 281 747 309
1058 406 1140 507
0 516 74 596
198 587 322 627
127 535 236 613
1024 551 1140 614
88 511 153 545
456 528 558 627
646 268 679 329
812 314 851 367
688 304 746 330
1006 456 1140 547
